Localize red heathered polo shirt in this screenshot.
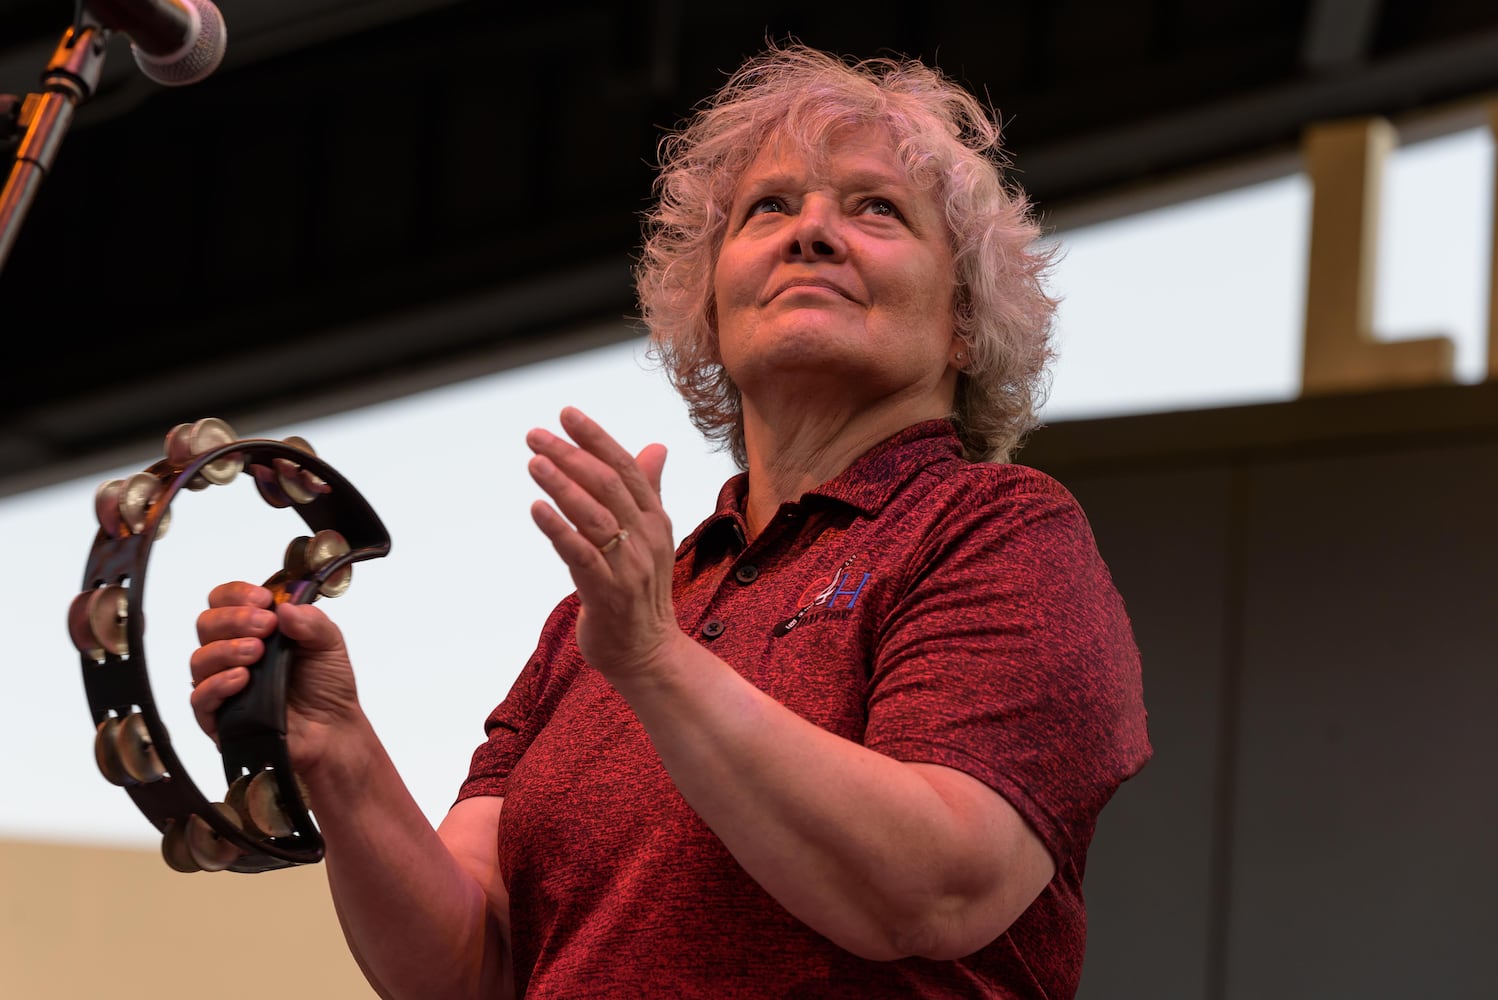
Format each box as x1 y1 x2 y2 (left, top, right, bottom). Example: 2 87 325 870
459 419 1151 998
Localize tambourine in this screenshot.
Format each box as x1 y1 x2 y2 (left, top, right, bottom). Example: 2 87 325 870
67 417 390 873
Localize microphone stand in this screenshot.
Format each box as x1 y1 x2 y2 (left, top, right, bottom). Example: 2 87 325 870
0 17 111 272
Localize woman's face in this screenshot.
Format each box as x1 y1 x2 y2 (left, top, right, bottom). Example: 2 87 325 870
713 125 960 417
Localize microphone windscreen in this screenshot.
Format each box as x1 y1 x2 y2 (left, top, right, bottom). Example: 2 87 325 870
131 0 227 87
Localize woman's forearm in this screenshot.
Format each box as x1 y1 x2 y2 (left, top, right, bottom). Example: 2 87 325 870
304 713 510 999
610 632 1053 962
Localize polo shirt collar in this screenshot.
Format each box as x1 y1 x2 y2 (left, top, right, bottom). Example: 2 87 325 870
678 419 962 558
800 418 962 514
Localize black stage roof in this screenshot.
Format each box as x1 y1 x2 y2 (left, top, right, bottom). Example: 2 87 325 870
3 0 1497 492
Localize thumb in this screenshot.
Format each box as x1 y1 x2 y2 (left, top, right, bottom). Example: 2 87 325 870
636 442 668 496
275 602 345 651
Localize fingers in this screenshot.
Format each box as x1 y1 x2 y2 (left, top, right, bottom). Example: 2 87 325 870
194 582 276 683
189 661 250 743
557 406 660 509
528 450 623 549
526 408 678 588
206 580 273 611
190 604 271 738
189 599 345 743
530 496 609 568
526 409 665 537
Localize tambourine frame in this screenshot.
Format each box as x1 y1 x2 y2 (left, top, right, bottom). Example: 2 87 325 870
74 436 390 873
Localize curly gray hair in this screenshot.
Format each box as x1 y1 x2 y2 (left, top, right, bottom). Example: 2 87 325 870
635 41 1057 465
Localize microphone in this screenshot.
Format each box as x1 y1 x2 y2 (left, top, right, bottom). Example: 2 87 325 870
85 0 228 86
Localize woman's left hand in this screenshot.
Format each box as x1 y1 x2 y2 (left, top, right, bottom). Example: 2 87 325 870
526 407 681 682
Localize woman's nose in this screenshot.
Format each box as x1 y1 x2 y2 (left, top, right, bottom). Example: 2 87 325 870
784 198 846 261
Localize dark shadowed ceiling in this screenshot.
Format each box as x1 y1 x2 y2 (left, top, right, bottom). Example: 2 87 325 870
3 0 1498 494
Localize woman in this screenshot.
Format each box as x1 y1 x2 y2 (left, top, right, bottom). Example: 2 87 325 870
190 42 1150 999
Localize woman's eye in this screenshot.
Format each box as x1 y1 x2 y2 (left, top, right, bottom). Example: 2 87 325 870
748 197 784 216
862 198 900 218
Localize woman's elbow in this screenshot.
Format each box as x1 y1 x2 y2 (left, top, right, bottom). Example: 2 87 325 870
839 888 1023 962
892 896 1021 961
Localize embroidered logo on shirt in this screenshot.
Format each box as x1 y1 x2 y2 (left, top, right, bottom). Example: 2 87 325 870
773 557 871 636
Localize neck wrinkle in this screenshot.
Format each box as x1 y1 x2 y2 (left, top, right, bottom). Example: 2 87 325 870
740 402 944 537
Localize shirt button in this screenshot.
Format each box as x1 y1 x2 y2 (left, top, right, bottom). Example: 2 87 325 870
734 564 760 584
701 619 726 639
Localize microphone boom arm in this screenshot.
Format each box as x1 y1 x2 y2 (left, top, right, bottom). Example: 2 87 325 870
0 19 111 273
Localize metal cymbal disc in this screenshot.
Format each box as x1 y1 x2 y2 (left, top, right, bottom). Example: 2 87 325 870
281 435 315 456
89 586 130 657
93 717 131 786
68 585 129 658
161 820 203 873
189 416 237 442
274 457 317 505
294 467 329 497
67 590 105 660
226 773 263 837
305 530 352 598
163 422 196 465
190 417 243 486
250 463 294 508
319 565 353 599
185 803 243 872
295 773 313 811
283 535 312 578
304 529 349 567
118 471 165 535
93 479 125 536
245 770 296 839
113 712 166 783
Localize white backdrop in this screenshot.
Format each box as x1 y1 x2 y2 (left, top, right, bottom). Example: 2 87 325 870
7 336 738 847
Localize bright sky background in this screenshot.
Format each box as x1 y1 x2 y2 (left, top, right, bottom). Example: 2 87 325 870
3 125 1491 850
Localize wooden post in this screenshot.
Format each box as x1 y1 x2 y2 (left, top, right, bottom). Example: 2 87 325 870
1488 99 1498 381
1301 116 1455 394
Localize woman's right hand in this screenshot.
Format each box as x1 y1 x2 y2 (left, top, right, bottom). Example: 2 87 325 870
188 581 362 776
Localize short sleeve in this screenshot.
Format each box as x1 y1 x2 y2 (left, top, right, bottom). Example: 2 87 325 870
864 470 1151 866
456 594 584 803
